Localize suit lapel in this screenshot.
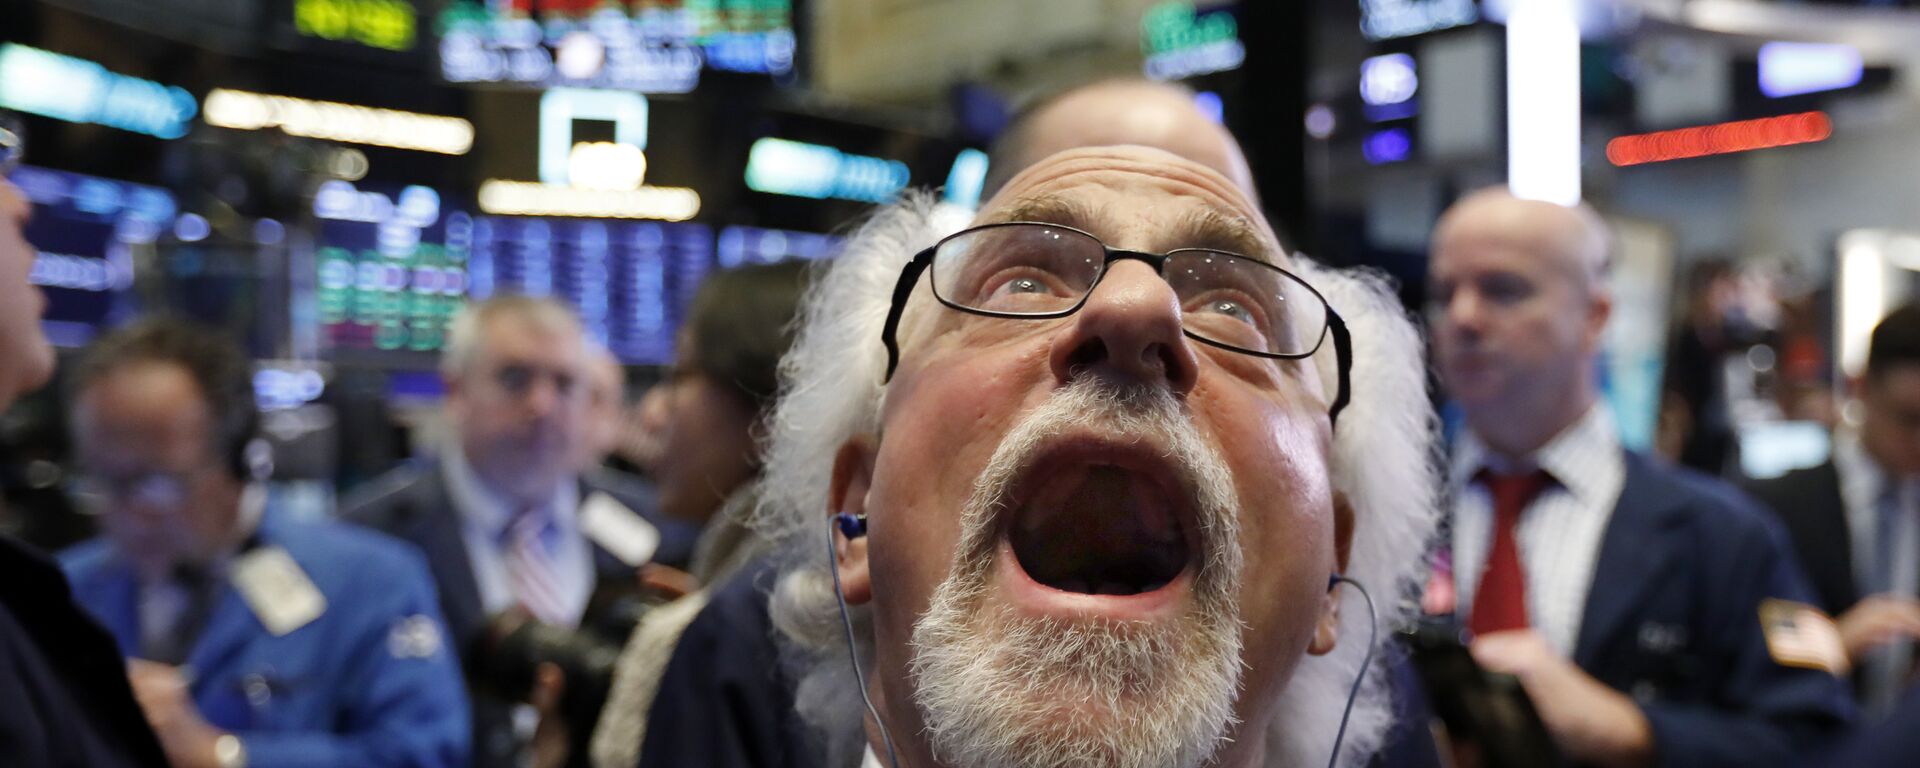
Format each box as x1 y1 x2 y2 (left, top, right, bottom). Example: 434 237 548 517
417 467 487 648
1574 452 1690 670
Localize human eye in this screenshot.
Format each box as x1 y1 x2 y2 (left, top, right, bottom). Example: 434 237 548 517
1480 274 1534 304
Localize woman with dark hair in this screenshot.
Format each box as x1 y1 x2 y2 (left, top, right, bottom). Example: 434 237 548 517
583 259 812 768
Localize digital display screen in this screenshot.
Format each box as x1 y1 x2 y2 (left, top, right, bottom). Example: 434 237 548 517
469 217 711 365
313 181 469 353
9 164 174 346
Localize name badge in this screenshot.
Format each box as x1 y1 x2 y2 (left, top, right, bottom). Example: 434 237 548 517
579 491 660 567
231 547 327 636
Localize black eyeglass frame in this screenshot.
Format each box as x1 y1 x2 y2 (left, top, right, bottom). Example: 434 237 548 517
878 221 1353 426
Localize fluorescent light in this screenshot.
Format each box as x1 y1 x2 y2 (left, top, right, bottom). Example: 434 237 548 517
1837 230 1890 378
942 148 990 210
1506 0 1582 206
203 89 473 155
1759 42 1863 98
744 138 909 204
477 180 701 221
0 44 197 139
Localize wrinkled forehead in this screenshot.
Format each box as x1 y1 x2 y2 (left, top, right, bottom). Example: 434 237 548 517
979 147 1285 264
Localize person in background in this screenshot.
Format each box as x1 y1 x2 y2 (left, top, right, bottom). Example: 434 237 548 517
587 258 810 768
61 319 468 768
343 295 692 768
0 114 171 768
1748 304 1920 717
1427 188 1853 765
578 345 632 473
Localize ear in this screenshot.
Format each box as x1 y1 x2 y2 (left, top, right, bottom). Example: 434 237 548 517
1586 287 1614 349
829 435 879 605
1309 491 1357 656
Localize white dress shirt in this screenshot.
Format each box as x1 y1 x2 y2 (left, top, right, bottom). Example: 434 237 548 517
1830 430 1919 715
441 444 595 628
1451 404 1627 656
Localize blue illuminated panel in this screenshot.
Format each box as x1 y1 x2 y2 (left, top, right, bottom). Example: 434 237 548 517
9 165 174 344
470 217 716 365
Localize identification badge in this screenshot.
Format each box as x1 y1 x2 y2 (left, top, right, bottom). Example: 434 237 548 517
579 491 660 567
1758 599 1848 675
231 547 327 636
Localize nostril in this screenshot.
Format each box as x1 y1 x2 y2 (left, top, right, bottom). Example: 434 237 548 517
1066 339 1108 374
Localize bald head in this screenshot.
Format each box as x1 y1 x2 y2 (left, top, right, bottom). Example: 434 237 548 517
983 79 1257 202
1429 187 1615 458
1432 188 1611 292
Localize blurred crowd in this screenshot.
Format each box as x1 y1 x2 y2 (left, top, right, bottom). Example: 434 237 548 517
1 75 1917 768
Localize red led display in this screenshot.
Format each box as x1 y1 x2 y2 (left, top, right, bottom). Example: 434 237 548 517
1606 112 1832 167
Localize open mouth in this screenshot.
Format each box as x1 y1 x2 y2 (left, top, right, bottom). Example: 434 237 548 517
1004 451 1195 598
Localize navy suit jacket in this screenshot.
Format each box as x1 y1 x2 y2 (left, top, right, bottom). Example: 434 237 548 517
0 534 168 768
1570 452 1854 766
342 460 695 768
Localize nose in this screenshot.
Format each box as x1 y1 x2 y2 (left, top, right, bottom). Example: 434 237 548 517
1048 260 1199 394
1438 287 1485 341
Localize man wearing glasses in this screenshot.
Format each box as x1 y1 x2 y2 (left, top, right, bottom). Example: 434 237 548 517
0 118 172 768
60 319 470 768
746 144 1441 768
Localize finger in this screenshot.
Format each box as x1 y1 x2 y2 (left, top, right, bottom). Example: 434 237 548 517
531 662 566 711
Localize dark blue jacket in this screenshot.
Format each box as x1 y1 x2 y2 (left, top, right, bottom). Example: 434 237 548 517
62 515 470 768
0 534 167 767
1571 452 1854 766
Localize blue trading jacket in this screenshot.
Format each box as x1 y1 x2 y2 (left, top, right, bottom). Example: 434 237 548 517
62 513 470 768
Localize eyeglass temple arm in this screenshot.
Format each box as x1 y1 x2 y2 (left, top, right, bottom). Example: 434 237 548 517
879 250 935 383
1327 310 1352 429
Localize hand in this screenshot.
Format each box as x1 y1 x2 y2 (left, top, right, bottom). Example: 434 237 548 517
529 662 570 768
1835 595 1920 661
1471 630 1654 768
639 563 698 600
127 659 230 768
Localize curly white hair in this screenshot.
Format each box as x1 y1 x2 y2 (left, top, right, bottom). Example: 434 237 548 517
751 192 1441 768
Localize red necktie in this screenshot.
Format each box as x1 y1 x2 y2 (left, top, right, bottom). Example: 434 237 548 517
1469 469 1553 637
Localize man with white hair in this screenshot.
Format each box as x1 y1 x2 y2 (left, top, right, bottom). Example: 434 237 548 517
745 144 1441 768
1428 188 1854 765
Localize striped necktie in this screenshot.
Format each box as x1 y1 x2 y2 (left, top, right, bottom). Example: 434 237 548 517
502 505 569 626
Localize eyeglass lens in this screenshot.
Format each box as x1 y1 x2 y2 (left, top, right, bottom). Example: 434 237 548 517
928 224 1327 357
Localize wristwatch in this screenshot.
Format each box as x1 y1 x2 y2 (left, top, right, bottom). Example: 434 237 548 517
214 733 248 768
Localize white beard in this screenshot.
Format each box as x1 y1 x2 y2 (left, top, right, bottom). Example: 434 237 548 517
907 378 1248 768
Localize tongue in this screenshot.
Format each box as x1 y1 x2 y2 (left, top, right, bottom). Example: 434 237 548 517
1009 464 1187 593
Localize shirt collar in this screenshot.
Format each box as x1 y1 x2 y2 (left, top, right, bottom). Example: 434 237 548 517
1452 403 1619 501
442 442 579 537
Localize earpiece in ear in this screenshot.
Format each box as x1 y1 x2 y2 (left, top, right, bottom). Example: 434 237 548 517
834 512 868 539
1328 573 1343 591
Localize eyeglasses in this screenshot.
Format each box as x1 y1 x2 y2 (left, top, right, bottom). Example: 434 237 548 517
879 221 1352 425
0 115 22 176
69 463 222 511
